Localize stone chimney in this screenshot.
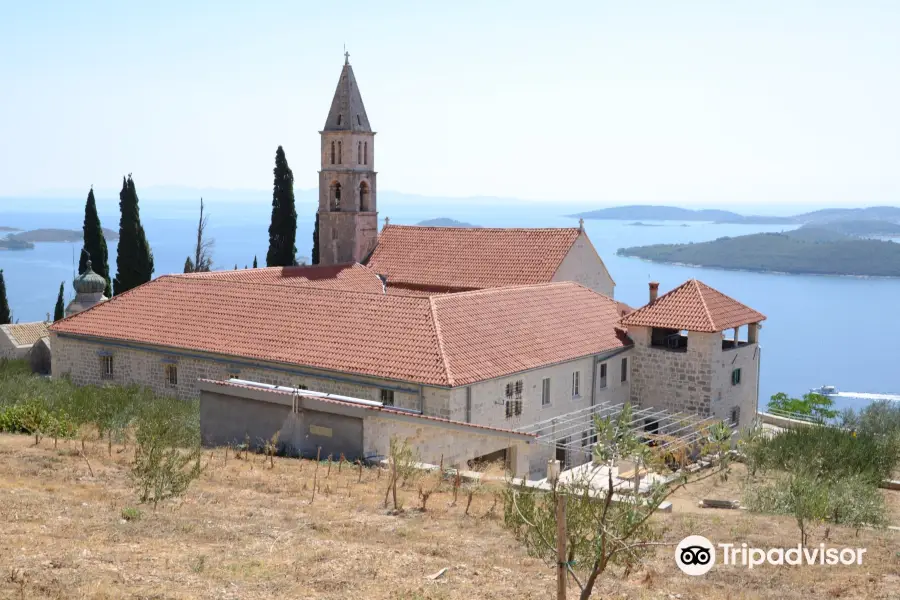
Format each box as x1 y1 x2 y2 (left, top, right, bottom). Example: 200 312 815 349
649 281 659 303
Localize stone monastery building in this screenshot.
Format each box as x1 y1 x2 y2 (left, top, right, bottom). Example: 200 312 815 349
49 57 766 477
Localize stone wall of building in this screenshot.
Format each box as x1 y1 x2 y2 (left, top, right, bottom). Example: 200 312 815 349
446 349 631 475
362 413 539 476
710 342 760 430
628 326 717 415
552 232 615 298
628 325 761 427
50 333 428 411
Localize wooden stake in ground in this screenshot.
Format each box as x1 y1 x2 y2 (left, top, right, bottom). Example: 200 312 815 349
311 447 321 504
557 493 567 600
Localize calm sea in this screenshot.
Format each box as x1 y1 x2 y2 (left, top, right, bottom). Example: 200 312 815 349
1 195 897 414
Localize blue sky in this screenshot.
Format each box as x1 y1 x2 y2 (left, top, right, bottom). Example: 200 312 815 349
1 0 899 205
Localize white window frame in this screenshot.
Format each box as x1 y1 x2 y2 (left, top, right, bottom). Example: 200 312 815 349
621 357 629 383
101 355 113 379
572 371 581 398
599 362 607 389
541 377 551 406
380 389 395 406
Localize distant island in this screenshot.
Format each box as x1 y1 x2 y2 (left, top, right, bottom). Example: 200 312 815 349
626 222 663 227
617 227 900 277
0 226 21 232
416 218 479 228
569 205 795 224
4 227 119 244
0 239 35 250
570 204 900 230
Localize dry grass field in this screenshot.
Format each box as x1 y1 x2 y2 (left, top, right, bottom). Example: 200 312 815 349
0 433 898 600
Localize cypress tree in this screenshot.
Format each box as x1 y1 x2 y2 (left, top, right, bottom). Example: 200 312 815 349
312 212 320 265
53 282 65 321
266 146 297 267
113 175 155 295
252 255 258 269
78 186 111 297
0 270 10 325
183 257 195 273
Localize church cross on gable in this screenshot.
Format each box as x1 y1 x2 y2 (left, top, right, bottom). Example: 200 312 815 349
317 55 378 265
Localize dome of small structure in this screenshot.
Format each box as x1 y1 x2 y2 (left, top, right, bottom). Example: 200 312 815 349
73 261 107 295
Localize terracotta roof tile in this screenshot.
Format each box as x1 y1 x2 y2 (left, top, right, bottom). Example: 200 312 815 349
431 284 630 385
175 263 384 294
621 279 765 333
1 322 49 346
367 225 581 289
50 277 628 387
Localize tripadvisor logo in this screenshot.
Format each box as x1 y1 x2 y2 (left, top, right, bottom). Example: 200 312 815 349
675 535 867 575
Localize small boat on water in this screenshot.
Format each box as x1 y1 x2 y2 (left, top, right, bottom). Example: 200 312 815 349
810 385 838 397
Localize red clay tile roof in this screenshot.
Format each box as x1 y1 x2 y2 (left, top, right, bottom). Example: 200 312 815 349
50 277 628 387
367 225 582 290
620 279 765 333
1 322 49 346
175 263 384 294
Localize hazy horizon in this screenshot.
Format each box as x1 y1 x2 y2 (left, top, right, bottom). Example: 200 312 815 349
2 1 899 205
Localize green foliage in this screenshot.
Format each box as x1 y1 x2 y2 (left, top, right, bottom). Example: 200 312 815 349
617 231 900 277
767 392 838 422
745 424 899 484
312 212 320 265
113 175 155 295
79 187 112 297
840 400 900 438
121 506 142 522
0 360 203 505
0 269 11 325
744 470 887 543
252 255 258 269
266 146 298 267
183 256 194 273
53 282 65 321
504 405 732 600
131 400 203 507
384 436 421 510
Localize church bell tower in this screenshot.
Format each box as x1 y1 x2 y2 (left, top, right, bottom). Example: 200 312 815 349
317 53 378 265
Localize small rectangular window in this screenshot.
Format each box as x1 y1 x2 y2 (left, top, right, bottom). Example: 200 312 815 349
506 397 522 419
296 384 308 391
599 363 607 389
732 368 742 386
572 371 581 398
541 377 551 406
505 382 514 399
101 355 113 379
730 406 741 426
165 364 178 387
380 389 395 406
465 387 472 423
621 357 628 383
514 380 523 399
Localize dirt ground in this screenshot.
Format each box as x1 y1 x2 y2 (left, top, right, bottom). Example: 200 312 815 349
0 434 898 599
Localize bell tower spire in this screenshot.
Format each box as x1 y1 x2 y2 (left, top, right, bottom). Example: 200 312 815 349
317 55 378 265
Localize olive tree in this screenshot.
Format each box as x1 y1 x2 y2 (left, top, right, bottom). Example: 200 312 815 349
503 405 732 600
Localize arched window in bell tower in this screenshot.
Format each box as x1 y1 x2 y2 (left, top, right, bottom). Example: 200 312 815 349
357 141 362 164
364 141 368 165
330 182 342 211
337 141 342 164
360 181 370 212
330 141 335 165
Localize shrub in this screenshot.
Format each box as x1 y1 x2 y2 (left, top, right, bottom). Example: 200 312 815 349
746 424 898 484
121 507 142 522
131 397 203 507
